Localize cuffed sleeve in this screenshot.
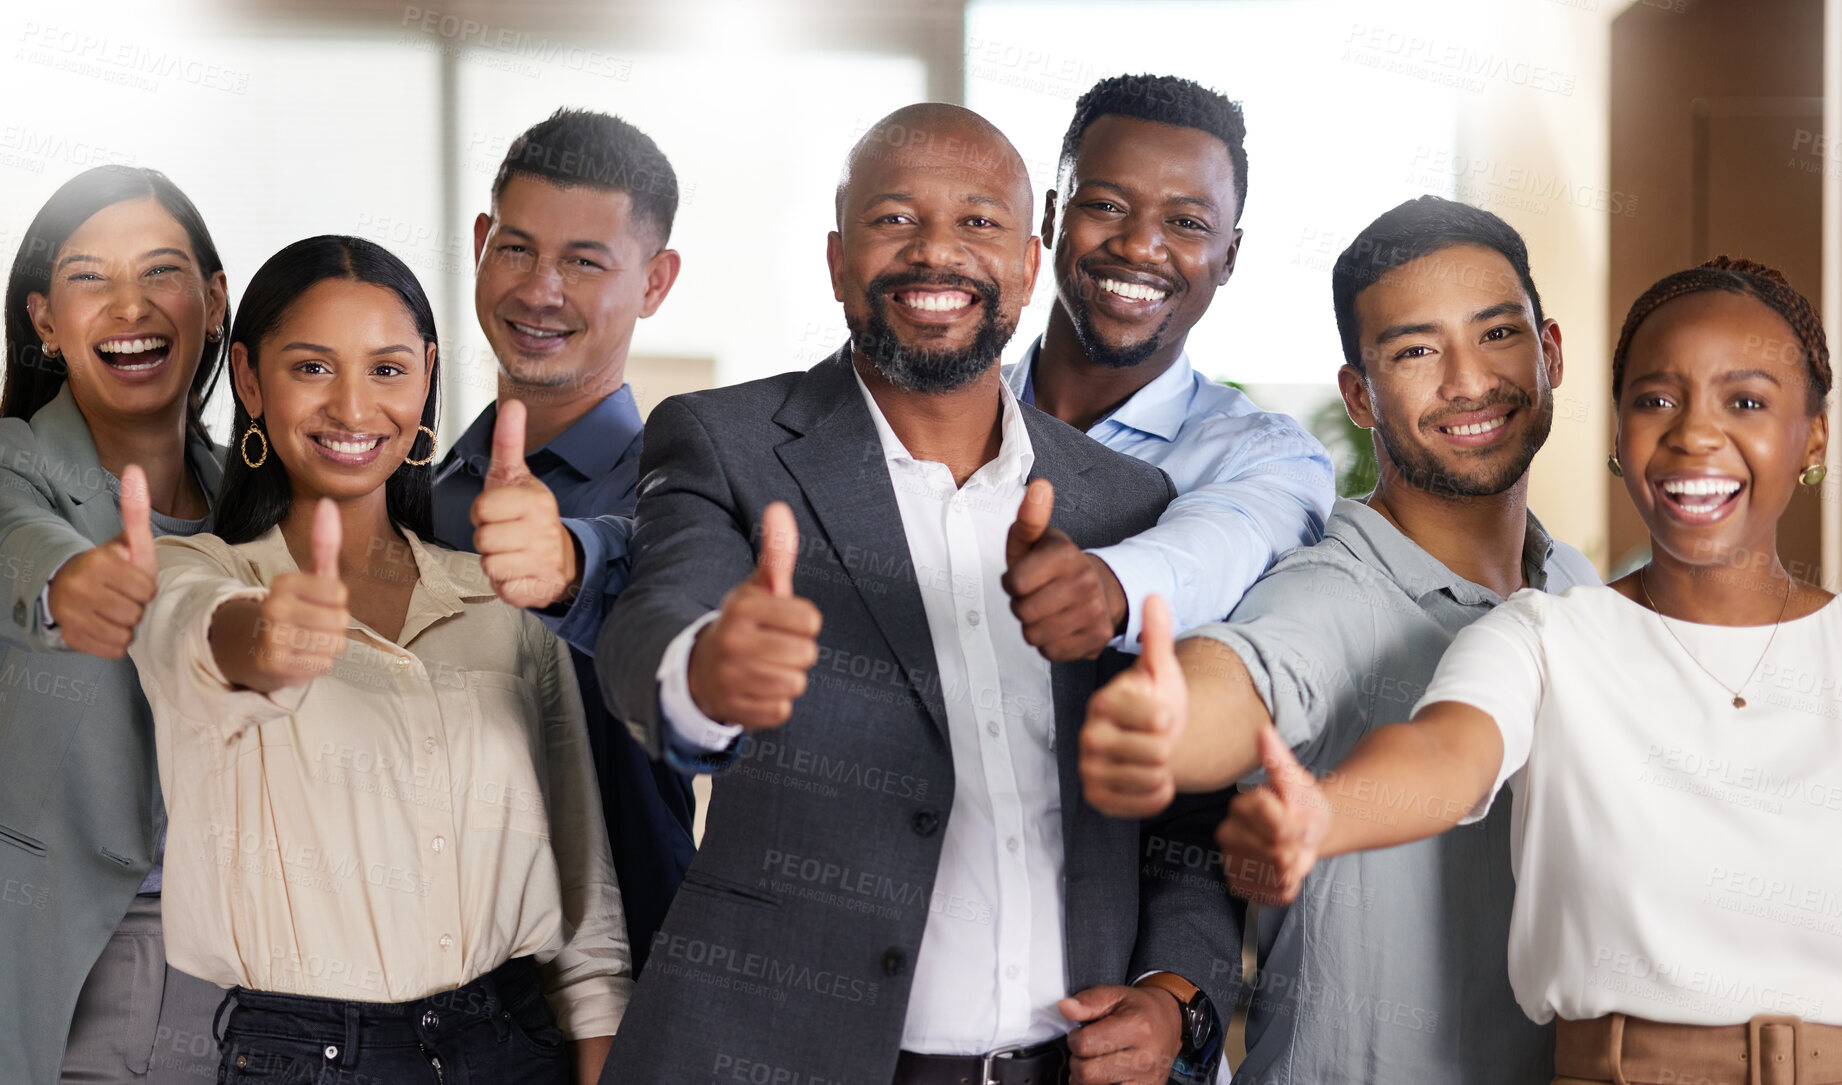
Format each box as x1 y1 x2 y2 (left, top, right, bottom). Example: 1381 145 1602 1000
530 623 634 1038
1090 417 1333 651
129 536 309 737
539 515 633 657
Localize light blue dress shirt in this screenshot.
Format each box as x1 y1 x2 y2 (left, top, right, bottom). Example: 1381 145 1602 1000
1007 337 1335 647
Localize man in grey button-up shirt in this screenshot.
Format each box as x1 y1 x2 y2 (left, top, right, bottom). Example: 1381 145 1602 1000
1079 196 1598 1084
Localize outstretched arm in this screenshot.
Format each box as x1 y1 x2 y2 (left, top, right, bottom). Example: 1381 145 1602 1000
1217 702 1503 905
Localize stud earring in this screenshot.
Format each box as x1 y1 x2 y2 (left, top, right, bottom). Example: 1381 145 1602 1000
1800 464 1828 487
240 420 269 469
1607 453 1623 478
207 324 224 343
40 342 59 359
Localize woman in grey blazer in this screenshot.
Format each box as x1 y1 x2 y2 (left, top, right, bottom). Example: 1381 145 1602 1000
0 166 230 1085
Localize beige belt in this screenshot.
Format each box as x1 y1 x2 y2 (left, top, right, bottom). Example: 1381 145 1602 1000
1556 1014 1842 1085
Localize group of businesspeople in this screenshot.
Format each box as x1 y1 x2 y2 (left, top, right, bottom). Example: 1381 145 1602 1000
0 67 1834 1085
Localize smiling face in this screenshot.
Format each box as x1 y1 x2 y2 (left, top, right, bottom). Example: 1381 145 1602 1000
1342 243 1561 498
233 278 434 508
828 116 1040 394
26 195 227 425
472 175 669 395
1048 114 1242 370
1617 289 1827 569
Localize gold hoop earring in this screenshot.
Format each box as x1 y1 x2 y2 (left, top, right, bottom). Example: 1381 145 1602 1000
403 425 437 467
1801 464 1828 487
1606 453 1623 478
240 420 269 469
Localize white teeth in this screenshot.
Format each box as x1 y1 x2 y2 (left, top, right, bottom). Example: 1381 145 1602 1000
898 292 971 313
1662 478 1742 497
318 436 383 455
510 322 567 339
97 337 170 355
1098 278 1169 302
1443 416 1507 437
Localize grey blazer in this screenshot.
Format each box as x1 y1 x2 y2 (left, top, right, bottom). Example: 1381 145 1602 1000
0 384 222 1085
595 348 1240 1082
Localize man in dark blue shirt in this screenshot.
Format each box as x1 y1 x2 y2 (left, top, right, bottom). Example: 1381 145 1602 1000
432 107 690 976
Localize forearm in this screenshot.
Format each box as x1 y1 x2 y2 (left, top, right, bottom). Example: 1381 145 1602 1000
1316 703 1503 858
570 1036 612 1085
208 597 281 693
1169 638 1268 793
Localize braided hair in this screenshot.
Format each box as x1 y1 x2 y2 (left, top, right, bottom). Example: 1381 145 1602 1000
1611 256 1832 414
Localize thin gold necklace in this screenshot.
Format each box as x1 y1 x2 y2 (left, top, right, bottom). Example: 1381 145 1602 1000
1638 567 1792 709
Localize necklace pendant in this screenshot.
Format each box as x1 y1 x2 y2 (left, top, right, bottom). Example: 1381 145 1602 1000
1733 695 1747 709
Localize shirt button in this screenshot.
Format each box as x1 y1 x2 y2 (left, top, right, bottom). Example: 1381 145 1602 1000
1006 836 1020 854
881 948 907 976
395 656 411 668
986 720 999 738
911 810 939 836
438 933 453 949
1006 965 1020 981
967 610 981 627
423 738 437 754
431 836 445 853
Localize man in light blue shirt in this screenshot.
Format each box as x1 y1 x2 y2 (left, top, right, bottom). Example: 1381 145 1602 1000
1002 74 1334 659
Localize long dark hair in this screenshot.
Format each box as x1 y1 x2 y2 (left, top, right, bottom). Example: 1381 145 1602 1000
2 166 229 447
215 236 440 545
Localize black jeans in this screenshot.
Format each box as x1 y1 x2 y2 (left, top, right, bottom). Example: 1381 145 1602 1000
212 956 568 1085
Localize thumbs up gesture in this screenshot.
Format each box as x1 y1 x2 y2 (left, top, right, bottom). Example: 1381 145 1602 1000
1001 479 1128 663
685 502 822 730
470 399 579 610
45 464 159 658
1214 728 1332 906
1079 595 1188 817
249 498 350 688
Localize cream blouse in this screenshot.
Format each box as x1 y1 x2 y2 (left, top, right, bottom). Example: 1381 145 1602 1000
129 526 631 1038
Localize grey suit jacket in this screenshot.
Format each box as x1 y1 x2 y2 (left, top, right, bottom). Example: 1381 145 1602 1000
0 384 222 1085
595 348 1240 1082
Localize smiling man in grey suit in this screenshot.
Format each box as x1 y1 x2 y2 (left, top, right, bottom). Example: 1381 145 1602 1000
594 104 1236 1084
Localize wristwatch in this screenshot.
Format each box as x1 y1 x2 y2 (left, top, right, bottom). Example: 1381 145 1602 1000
1133 972 1221 1083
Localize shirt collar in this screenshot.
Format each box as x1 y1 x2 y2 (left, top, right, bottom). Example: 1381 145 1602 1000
1324 497 1561 606
851 361 1035 488
242 523 496 646
1013 335 1194 442
451 384 643 479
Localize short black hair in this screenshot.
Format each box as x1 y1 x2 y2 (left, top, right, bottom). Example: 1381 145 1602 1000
491 108 679 247
1058 74 1249 224
1331 196 1545 372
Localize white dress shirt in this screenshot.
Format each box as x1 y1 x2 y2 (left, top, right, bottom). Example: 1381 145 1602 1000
1422 586 1842 1026
658 369 1069 1053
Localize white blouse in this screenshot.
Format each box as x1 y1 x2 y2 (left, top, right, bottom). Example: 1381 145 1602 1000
1418 585 1842 1027
129 527 631 1038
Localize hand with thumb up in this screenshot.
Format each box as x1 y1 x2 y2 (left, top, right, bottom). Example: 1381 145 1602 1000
1214 727 1332 906
46 464 160 659
685 501 822 730
471 399 579 610
1078 594 1187 818
246 498 350 689
1001 478 1127 663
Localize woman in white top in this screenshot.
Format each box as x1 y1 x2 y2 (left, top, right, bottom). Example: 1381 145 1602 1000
128 236 628 1085
1215 256 1837 1084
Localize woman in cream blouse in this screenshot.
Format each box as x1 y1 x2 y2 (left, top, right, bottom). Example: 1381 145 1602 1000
129 235 627 1085
1216 257 1838 1084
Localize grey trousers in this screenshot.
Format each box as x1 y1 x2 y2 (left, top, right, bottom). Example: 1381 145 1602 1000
60 894 224 1085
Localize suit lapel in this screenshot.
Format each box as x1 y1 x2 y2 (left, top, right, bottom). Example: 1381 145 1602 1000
1019 409 1109 856
774 349 950 740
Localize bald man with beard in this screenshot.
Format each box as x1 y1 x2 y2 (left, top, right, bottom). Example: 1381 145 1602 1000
595 105 1236 1084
